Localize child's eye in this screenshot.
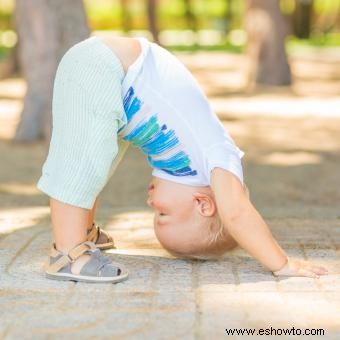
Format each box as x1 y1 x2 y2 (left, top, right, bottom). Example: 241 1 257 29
159 212 166 216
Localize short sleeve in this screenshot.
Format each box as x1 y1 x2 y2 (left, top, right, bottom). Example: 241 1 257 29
204 140 245 186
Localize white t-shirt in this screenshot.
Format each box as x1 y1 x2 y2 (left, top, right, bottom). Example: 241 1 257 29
118 37 245 186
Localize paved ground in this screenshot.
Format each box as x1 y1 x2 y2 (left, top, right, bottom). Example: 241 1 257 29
0 50 340 339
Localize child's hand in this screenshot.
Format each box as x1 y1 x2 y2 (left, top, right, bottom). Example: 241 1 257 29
272 258 329 278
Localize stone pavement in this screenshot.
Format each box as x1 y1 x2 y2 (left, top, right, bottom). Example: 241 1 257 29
1 51 340 339
0 205 339 339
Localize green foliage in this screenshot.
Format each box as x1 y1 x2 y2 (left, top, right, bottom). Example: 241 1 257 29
167 40 244 53
82 0 340 52
0 10 12 30
84 1 121 29
288 33 340 51
0 45 11 60
280 0 295 15
314 0 340 14
85 0 242 31
0 0 339 52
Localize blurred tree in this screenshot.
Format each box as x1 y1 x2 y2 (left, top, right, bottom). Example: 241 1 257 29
224 0 233 32
14 0 90 143
293 0 313 38
147 0 160 43
245 0 291 86
120 0 133 33
313 0 340 36
183 0 198 32
119 0 159 43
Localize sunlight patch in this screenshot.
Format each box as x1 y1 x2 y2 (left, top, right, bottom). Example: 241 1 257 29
0 182 41 195
0 206 49 233
259 152 322 166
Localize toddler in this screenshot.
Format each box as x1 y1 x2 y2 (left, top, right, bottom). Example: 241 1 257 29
37 35 328 283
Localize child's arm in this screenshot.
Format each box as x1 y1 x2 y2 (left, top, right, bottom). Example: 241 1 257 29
210 168 328 278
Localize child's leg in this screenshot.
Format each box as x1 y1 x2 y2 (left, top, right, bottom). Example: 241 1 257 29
51 198 89 252
50 198 92 274
87 196 99 230
37 37 129 281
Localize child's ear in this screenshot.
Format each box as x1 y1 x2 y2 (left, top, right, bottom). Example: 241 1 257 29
192 192 216 217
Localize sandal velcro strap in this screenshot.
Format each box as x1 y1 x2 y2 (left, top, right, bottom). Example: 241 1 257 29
47 241 97 274
68 241 97 261
87 223 114 250
47 254 70 274
87 223 100 243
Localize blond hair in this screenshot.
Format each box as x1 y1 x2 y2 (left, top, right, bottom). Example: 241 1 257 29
168 213 229 261
167 183 249 260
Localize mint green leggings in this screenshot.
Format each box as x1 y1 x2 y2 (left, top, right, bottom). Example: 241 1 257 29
37 36 129 209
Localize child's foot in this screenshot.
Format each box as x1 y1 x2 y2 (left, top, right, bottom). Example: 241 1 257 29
45 241 128 283
70 253 91 274
87 222 115 250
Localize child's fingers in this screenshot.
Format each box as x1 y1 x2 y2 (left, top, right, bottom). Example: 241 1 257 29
272 260 328 278
299 264 329 278
311 264 327 270
298 267 319 278
299 261 328 275
310 265 328 275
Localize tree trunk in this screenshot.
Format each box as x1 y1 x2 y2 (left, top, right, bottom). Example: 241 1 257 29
13 0 90 143
293 0 313 39
224 0 233 33
147 0 160 44
183 0 198 32
245 0 292 86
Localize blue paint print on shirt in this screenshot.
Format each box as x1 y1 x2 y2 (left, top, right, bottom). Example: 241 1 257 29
123 87 142 122
148 152 197 176
121 86 198 177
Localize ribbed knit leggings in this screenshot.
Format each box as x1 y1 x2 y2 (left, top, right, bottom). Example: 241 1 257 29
37 36 129 209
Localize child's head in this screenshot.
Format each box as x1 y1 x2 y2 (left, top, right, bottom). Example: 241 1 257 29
147 176 236 259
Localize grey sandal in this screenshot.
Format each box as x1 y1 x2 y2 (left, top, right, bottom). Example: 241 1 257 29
87 222 115 250
45 241 128 283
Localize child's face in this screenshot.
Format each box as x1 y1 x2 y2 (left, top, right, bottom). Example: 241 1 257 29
146 176 215 255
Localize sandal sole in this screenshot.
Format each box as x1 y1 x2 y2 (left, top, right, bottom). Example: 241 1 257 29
45 271 128 284
96 242 115 250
